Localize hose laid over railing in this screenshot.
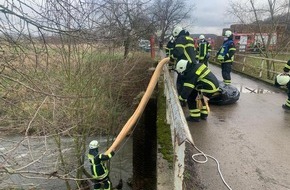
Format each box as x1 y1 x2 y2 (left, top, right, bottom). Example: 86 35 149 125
105 57 170 154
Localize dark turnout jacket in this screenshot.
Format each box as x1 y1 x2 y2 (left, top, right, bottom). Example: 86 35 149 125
88 149 115 180
179 63 219 100
171 30 197 65
284 60 290 72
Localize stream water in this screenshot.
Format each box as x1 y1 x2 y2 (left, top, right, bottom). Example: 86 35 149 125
0 135 133 190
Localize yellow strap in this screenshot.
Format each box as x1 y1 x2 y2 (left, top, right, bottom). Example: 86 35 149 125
203 96 210 113
195 99 203 110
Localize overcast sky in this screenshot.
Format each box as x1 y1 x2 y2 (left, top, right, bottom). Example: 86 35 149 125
188 0 237 35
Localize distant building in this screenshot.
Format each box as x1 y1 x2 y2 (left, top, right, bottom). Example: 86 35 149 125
220 24 287 52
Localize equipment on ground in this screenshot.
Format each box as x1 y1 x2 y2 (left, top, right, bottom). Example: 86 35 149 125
209 81 240 105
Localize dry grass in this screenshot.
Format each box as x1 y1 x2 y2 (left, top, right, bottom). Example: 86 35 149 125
0 44 156 136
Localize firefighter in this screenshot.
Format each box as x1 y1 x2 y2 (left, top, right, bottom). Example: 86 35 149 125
170 26 197 103
88 140 115 190
196 34 212 66
165 35 176 71
175 59 219 122
165 35 175 58
277 60 290 110
217 30 236 85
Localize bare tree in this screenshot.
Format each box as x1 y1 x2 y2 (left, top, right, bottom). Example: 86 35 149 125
151 0 192 46
229 0 290 78
94 0 155 58
0 0 154 189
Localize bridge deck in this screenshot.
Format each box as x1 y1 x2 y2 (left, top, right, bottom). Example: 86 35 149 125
185 64 290 189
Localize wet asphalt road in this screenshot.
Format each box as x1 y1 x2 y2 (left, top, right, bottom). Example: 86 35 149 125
187 64 290 190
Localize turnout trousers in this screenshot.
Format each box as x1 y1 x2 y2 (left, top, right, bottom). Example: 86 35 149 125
221 62 232 84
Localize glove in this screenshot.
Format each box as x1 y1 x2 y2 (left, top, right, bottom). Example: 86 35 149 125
217 55 224 62
274 79 281 87
168 61 175 71
170 57 175 63
180 100 186 107
168 60 174 67
178 95 187 107
206 53 210 59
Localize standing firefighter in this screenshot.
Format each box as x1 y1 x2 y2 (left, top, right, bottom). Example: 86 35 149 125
276 60 290 110
88 140 115 190
165 35 175 58
217 30 236 85
197 34 212 66
170 26 197 100
176 59 219 122
165 35 176 70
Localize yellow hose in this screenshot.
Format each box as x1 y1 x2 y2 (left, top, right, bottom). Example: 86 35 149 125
105 57 170 154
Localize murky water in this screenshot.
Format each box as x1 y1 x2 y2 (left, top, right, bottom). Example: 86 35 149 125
209 64 279 94
237 84 276 94
0 136 133 190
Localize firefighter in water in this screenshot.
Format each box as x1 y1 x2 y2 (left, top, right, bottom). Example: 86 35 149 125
88 140 115 190
217 30 236 85
170 26 197 100
196 34 212 66
176 59 219 122
275 60 290 110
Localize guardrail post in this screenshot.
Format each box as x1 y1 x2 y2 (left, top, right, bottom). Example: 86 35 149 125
242 56 246 72
150 35 155 59
259 59 265 78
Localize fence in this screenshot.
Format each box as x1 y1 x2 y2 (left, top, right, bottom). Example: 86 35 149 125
211 51 287 81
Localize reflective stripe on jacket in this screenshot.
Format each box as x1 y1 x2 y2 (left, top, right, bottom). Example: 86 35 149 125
172 36 196 64
217 39 236 62
180 63 219 100
88 150 114 180
165 40 175 57
197 40 211 60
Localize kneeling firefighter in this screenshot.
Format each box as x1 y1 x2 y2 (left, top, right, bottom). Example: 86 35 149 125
176 60 219 122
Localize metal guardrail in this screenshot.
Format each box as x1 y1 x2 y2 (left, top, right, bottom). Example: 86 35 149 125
163 65 194 190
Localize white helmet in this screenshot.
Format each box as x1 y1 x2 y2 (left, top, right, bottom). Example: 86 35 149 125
199 35 205 40
224 30 232 37
276 73 290 85
172 26 183 37
175 59 188 74
89 140 99 149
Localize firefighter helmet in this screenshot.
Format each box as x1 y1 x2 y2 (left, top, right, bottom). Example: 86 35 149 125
172 26 183 37
224 30 232 37
89 140 99 149
276 73 290 85
175 59 188 74
199 35 205 40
